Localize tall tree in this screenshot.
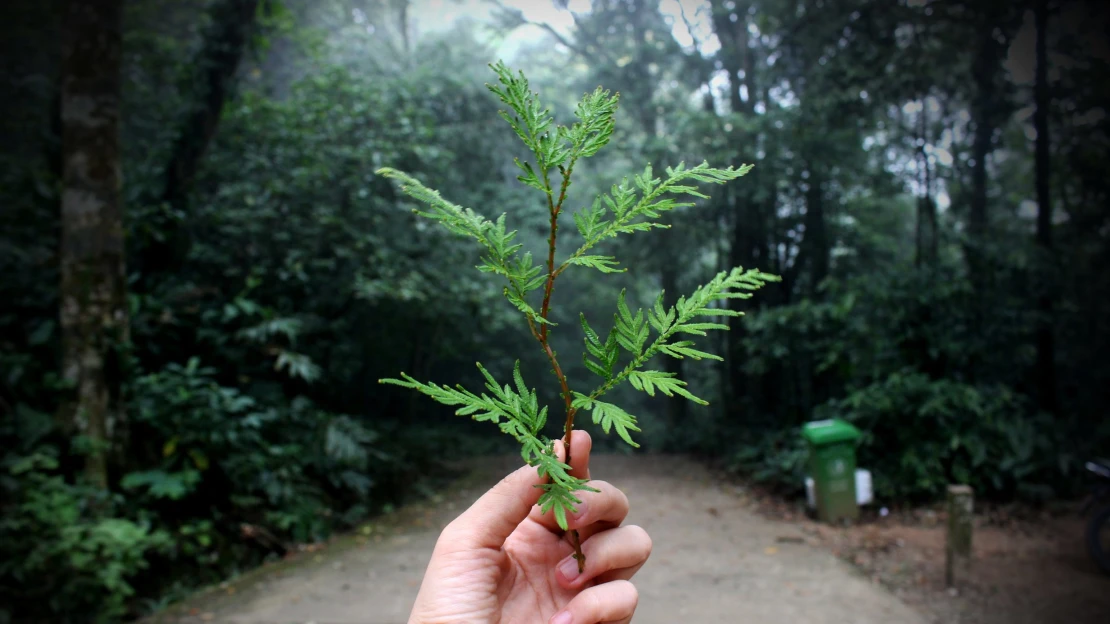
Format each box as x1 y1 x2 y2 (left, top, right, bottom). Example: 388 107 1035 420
708 0 768 411
140 0 259 280
1032 0 1058 415
60 0 126 488
963 2 1018 293
163 0 259 205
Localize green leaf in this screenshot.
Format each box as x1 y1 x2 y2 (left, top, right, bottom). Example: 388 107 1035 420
514 158 549 193
504 287 554 326
274 351 322 382
561 161 756 271
673 322 731 336
576 398 640 448
583 353 609 379
512 360 528 398
628 370 709 405
377 168 490 242
658 341 723 361
568 86 620 159
566 255 624 273
580 313 602 348
572 198 609 241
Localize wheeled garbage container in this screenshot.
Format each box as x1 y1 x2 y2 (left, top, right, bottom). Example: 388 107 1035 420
802 419 862 523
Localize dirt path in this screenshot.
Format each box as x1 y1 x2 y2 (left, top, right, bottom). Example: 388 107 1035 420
150 455 925 624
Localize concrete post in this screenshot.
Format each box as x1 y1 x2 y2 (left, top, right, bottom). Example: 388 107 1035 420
945 484 974 588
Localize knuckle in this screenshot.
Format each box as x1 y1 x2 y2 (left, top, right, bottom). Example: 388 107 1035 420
625 524 652 557
438 518 466 543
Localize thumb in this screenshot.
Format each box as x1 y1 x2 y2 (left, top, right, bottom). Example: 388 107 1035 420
441 462 546 552
440 431 587 552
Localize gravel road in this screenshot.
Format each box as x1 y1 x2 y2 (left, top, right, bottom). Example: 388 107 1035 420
149 454 926 624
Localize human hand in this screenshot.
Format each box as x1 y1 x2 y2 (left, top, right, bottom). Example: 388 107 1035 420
408 430 651 624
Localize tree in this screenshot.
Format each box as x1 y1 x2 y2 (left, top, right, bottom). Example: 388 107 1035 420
60 0 126 488
138 0 260 281
1032 0 1058 415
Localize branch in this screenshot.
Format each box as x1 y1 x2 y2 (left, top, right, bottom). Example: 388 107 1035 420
487 0 618 67
163 0 260 204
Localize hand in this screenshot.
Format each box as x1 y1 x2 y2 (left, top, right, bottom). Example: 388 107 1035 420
408 430 651 624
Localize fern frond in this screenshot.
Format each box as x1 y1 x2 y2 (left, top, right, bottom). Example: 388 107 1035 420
628 370 708 405
486 61 569 171
566 255 624 274
571 394 641 448
560 161 755 271
379 63 780 542
580 267 780 404
380 362 595 529
376 167 491 242
568 87 620 159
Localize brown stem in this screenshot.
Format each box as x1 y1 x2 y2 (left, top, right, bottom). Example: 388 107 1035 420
539 165 575 343
534 163 585 571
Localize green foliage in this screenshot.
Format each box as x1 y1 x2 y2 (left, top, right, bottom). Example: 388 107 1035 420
732 265 1078 502
131 358 392 542
379 63 777 529
827 372 1065 501
0 438 172 623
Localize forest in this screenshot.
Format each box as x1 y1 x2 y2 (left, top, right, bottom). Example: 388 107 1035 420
1 0 1107 620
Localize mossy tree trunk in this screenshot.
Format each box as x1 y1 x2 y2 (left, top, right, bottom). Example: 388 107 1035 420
60 0 126 489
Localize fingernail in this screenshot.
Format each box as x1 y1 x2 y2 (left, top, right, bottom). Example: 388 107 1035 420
550 610 573 624
558 556 580 581
569 500 588 522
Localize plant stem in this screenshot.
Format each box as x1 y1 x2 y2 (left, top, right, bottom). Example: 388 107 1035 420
534 162 585 572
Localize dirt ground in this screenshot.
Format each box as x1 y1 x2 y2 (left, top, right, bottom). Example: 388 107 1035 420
740 481 1110 624
148 454 926 624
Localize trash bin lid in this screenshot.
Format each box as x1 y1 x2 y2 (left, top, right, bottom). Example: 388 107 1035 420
801 418 861 445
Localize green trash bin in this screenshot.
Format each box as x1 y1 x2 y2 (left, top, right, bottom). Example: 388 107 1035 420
802 419 862 523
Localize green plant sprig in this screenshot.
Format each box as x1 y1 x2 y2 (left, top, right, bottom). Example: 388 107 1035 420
378 61 778 571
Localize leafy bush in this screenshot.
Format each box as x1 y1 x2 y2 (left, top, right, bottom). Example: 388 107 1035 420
729 427 809 495
731 265 1076 503
0 359 414 622
824 371 1067 501
129 358 393 543
1 442 171 623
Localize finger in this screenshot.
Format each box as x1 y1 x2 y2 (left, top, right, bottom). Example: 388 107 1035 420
593 558 648 586
548 580 638 624
439 461 545 552
529 479 629 539
556 429 592 480
555 525 652 590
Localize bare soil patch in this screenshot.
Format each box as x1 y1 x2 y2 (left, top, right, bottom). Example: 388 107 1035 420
738 481 1110 624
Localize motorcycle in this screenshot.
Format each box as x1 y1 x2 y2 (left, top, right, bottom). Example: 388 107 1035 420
1084 458 1110 575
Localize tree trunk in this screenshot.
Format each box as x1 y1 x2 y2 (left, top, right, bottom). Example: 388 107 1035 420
710 0 765 414
163 0 259 204
1032 0 1058 415
140 0 258 280
710 0 754 116
966 26 997 293
395 0 412 60
915 96 938 267
60 0 126 489
803 164 828 294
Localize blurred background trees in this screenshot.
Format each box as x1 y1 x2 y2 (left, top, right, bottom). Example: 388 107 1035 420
1 0 1107 619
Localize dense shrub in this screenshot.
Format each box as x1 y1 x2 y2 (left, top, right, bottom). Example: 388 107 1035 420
0 359 419 622
1 421 171 623
730 266 1085 503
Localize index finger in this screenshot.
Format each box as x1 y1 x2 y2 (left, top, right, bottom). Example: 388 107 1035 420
528 430 593 531
562 429 592 481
